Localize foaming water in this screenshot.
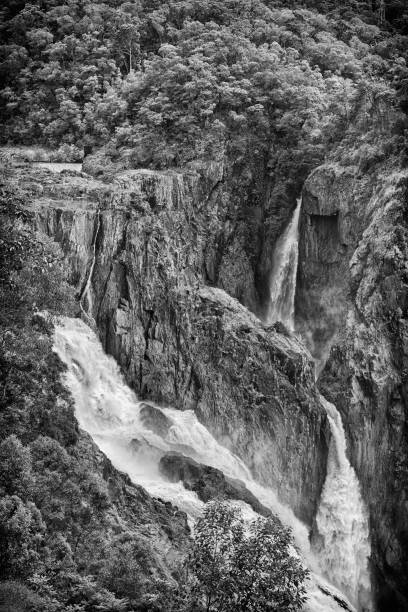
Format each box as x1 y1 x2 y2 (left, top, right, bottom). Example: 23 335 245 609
313 396 372 610
266 195 371 610
267 198 301 330
54 316 357 612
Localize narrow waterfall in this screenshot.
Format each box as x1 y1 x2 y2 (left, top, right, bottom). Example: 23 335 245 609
266 201 372 611
79 213 101 321
313 396 372 610
267 198 301 331
54 316 360 612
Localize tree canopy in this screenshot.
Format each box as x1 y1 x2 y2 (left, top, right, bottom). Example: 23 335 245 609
0 0 407 172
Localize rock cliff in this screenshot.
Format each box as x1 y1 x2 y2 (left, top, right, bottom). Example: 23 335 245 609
8 147 408 610
22 160 329 527
297 160 408 610
13 147 408 610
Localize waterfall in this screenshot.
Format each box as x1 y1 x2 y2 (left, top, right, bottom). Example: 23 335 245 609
79 213 101 321
313 396 372 610
266 199 372 610
54 316 360 612
267 198 301 331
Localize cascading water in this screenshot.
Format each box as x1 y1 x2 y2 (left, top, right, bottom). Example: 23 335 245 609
54 316 360 612
79 213 101 322
266 198 372 610
313 396 372 610
267 198 301 330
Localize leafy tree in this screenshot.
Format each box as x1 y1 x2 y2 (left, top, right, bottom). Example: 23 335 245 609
187 501 308 612
99 534 156 603
0 580 50 612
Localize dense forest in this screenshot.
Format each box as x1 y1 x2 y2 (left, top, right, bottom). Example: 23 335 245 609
1 0 408 611
1 0 408 174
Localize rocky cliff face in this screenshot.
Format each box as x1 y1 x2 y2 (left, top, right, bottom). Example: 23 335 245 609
296 164 375 366
17 150 408 610
297 161 408 611
23 160 329 527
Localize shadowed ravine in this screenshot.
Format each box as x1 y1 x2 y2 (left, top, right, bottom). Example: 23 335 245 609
53 199 370 612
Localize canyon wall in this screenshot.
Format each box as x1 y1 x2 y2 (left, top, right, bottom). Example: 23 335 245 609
25 161 329 526
13 149 408 609
297 161 408 610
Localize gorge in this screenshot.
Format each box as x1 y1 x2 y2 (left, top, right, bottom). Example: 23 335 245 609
51 185 371 610
7 146 404 611
1 1 408 611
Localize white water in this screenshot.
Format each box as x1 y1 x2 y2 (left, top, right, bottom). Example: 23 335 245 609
54 316 358 612
313 396 372 610
267 198 301 331
266 199 372 610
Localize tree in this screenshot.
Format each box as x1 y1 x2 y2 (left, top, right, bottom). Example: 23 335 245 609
188 501 308 612
0 495 45 580
0 435 34 500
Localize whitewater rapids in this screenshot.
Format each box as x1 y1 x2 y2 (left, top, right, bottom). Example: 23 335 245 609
54 316 368 612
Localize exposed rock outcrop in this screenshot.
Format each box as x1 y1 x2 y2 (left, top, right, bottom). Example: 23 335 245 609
159 452 272 517
296 164 374 365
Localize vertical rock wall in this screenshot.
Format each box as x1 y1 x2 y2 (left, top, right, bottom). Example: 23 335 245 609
297 161 408 611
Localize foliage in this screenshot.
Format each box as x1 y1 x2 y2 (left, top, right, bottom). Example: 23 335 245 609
0 580 52 612
0 435 34 499
0 0 407 609
0 495 45 580
0 179 126 610
175 501 308 612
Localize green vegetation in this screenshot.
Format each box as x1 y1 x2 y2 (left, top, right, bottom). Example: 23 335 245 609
0 182 124 610
0 181 164 611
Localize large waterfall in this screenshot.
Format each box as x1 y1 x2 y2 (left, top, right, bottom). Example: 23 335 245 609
267 198 302 330
55 317 361 612
267 199 372 610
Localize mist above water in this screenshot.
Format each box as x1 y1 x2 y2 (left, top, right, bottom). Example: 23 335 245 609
313 396 372 610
